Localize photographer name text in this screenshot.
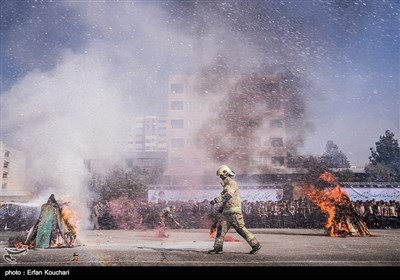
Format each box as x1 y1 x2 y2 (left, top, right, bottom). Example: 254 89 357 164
5 269 70 276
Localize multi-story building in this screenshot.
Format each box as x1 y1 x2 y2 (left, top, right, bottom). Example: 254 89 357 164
166 74 288 178
0 142 30 202
128 116 167 153
125 116 168 171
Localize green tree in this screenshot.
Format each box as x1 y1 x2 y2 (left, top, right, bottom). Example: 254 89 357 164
334 169 355 182
100 166 148 201
288 155 331 182
365 130 400 182
287 151 354 183
320 140 350 168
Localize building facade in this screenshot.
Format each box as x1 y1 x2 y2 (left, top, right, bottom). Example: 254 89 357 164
0 142 30 202
125 116 168 171
166 74 288 178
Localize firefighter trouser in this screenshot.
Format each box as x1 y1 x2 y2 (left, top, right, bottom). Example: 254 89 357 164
213 212 258 248
158 216 167 237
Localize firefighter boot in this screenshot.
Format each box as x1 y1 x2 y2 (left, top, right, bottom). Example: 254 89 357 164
208 246 223 254
250 243 262 254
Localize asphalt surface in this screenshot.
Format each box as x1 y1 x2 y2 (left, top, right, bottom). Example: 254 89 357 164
0 229 400 276
0 228 399 268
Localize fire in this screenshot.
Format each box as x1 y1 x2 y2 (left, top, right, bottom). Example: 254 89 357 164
15 241 32 249
61 203 80 236
304 171 371 237
209 221 217 237
209 222 240 242
224 235 240 242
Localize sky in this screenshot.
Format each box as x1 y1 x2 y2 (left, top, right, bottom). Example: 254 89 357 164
1 0 399 197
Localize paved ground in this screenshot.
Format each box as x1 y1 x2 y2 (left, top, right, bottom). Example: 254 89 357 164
1 228 399 268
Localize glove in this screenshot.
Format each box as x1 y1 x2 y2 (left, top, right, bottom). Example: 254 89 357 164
210 199 216 205
218 206 223 213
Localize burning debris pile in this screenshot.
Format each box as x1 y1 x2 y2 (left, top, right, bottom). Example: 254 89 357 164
303 172 371 237
19 194 78 249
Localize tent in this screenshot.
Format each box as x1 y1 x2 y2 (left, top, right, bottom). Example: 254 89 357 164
24 194 77 248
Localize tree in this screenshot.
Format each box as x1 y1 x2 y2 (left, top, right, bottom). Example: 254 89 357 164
365 130 400 182
287 138 358 184
320 140 350 168
287 155 331 182
99 166 148 201
334 169 355 182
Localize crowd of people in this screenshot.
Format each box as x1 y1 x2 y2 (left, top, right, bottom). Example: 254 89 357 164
1 197 399 232
89 197 400 231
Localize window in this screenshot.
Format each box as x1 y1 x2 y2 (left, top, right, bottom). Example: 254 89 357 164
171 83 184 94
271 137 284 147
171 101 184 110
3 161 9 168
171 138 184 148
171 119 184 129
3 172 8 179
251 157 266 166
4 150 10 157
270 119 283 128
140 159 152 167
2 183 6 189
272 157 285 166
187 120 202 129
126 159 134 168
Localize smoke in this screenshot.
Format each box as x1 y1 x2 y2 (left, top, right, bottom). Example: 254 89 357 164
1 49 133 225
164 0 399 168
1 0 398 209
192 71 311 174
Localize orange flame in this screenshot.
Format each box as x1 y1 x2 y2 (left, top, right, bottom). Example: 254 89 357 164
209 223 217 238
61 203 80 235
304 172 350 236
15 241 31 249
209 221 241 242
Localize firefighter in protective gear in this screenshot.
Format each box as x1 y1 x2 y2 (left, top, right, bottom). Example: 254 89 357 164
208 165 262 255
158 206 182 238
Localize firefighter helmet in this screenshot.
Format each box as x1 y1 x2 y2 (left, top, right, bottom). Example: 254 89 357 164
216 165 235 178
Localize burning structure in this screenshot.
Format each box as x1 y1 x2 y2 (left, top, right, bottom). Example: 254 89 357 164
303 172 371 237
22 194 77 248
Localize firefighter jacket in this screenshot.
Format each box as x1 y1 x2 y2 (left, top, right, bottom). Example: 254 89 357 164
213 177 242 214
160 207 180 226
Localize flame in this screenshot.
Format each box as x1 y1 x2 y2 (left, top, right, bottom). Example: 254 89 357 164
209 221 241 242
303 171 371 237
209 223 217 238
61 203 80 236
304 172 351 236
15 241 31 249
224 235 240 242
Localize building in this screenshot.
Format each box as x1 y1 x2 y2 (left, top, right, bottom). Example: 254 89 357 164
125 116 168 171
166 73 288 178
127 116 167 153
0 142 30 202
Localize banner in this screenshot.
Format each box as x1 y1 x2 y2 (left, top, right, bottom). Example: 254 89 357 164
344 186 400 201
148 186 283 203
